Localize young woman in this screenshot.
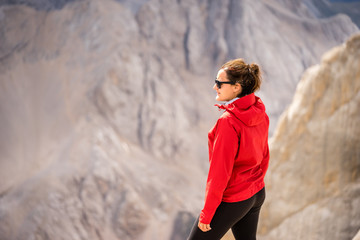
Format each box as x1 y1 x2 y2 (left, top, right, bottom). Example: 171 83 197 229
188 59 270 240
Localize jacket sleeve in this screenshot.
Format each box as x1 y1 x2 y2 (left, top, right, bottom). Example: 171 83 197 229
199 117 239 224
261 116 270 175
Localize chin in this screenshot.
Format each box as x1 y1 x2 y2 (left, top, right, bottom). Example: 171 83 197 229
216 95 226 102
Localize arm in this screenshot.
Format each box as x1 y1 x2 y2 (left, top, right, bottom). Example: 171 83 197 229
199 117 239 225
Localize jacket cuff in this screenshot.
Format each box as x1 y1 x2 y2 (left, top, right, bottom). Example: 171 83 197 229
199 210 212 224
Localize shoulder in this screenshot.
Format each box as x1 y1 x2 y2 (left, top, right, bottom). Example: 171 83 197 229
217 111 234 125
216 111 239 131
218 110 233 120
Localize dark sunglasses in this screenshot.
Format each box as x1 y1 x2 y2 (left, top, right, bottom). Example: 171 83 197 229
215 79 234 89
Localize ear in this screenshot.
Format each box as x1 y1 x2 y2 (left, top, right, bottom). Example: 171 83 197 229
233 83 242 95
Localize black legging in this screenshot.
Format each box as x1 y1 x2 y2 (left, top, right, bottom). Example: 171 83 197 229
187 188 265 240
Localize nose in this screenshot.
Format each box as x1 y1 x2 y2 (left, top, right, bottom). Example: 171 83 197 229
213 84 218 90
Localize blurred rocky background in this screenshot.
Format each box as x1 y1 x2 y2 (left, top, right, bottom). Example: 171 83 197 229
0 0 359 239
259 33 360 240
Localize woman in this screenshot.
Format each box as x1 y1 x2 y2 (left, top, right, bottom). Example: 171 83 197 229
188 58 270 240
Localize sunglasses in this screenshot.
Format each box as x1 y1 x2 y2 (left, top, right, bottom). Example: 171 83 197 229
215 79 234 89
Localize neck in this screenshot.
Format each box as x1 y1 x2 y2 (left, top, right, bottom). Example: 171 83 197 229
225 97 239 105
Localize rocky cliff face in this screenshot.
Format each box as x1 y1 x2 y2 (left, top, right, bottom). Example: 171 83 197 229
1 0 358 133
0 0 359 239
303 0 360 27
260 34 360 240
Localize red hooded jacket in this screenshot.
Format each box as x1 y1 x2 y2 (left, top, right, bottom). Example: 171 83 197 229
199 93 270 224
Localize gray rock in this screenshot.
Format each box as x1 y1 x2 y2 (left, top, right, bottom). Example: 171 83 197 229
0 0 79 11
170 211 196 240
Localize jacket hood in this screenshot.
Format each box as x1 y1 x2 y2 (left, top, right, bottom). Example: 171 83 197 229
215 93 266 126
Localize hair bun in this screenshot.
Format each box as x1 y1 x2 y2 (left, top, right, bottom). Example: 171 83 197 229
250 63 260 76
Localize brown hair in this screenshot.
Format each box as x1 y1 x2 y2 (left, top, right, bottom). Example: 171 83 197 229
221 58 262 98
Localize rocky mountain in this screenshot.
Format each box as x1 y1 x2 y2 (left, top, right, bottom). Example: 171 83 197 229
1 0 359 133
0 0 359 239
303 0 360 27
260 34 360 240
